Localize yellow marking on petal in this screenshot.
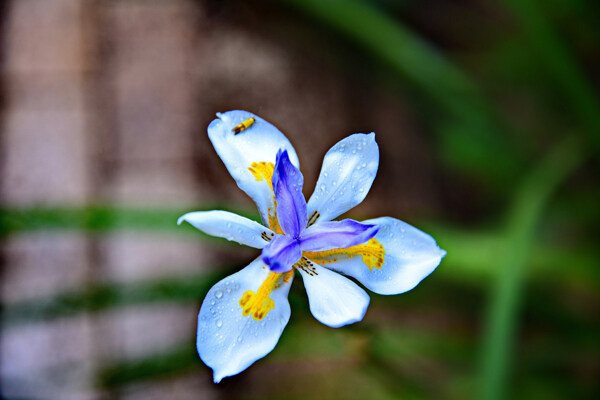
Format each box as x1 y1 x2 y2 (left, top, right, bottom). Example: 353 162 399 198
248 161 284 234
248 161 275 191
303 238 385 271
239 271 283 320
283 269 294 283
232 117 255 134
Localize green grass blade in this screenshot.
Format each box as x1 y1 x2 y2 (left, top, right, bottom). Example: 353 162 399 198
480 135 587 400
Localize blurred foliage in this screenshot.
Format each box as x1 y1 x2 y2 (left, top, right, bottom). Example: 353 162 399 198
2 0 599 399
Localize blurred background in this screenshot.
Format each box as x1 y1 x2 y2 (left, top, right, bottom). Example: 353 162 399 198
1 0 598 399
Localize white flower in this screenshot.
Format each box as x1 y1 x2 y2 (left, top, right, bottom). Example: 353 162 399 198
178 110 446 383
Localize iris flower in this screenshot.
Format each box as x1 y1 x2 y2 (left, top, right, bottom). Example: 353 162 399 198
178 110 446 382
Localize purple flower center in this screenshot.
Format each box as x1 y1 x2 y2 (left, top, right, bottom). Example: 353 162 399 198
260 150 378 273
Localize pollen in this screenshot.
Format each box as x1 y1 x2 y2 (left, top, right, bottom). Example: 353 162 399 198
239 272 281 320
232 117 255 134
303 238 385 271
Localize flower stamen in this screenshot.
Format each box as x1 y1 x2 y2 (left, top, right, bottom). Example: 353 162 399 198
232 117 255 134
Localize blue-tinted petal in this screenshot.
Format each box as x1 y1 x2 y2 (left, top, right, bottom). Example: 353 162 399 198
273 150 307 238
307 133 379 223
299 219 379 252
316 217 446 295
298 260 370 328
208 111 300 226
178 210 274 249
261 234 302 273
196 258 293 383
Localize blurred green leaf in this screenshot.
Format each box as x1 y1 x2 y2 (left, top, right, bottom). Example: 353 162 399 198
481 135 587 400
3 271 224 325
279 0 524 182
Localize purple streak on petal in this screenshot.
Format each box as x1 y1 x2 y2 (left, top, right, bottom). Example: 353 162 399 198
272 149 307 238
298 219 379 252
261 234 302 273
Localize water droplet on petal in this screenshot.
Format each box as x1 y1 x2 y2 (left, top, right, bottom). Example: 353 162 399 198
215 290 223 299
216 320 223 328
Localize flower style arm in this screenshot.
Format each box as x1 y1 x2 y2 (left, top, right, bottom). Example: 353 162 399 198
272 149 307 238
299 219 379 252
260 234 302 273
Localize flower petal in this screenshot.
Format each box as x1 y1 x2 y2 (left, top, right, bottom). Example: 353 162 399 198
197 258 294 383
208 110 300 226
306 133 379 223
314 217 446 295
273 150 307 237
178 210 274 249
299 219 379 252
297 260 370 327
261 234 302 273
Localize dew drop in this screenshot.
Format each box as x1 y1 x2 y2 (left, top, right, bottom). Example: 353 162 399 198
216 320 223 328
211 300 216 305
237 336 243 343
215 290 223 299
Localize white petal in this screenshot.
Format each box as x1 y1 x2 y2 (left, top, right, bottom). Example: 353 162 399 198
208 110 300 226
307 133 379 223
298 260 370 328
197 258 293 383
178 210 273 249
323 217 446 295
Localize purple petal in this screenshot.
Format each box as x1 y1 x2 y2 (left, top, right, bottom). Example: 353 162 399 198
261 234 302 273
299 219 379 252
272 150 307 238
